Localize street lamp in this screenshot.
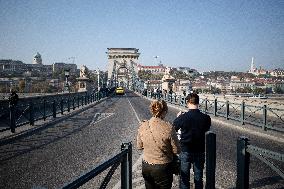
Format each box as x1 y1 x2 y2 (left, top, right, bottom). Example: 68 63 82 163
64 69 70 93
96 69 100 91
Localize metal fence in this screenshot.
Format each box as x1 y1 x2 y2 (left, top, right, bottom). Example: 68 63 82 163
141 91 284 132
0 91 107 133
61 142 132 189
236 137 284 189
60 133 215 189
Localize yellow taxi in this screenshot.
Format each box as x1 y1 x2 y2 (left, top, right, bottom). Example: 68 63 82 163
115 87 125 95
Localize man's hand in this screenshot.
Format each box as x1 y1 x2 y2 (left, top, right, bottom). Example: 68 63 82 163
177 111 184 117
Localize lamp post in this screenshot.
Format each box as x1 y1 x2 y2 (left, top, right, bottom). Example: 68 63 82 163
9 81 12 93
97 69 100 91
64 69 70 93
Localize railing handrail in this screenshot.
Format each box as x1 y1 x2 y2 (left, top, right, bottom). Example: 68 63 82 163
0 91 109 133
236 137 284 189
61 142 132 189
247 144 284 162
140 90 284 132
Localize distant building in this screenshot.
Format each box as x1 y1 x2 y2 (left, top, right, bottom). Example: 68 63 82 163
48 79 60 88
230 80 255 91
175 80 192 95
270 69 284 77
177 67 198 77
0 59 26 73
0 52 77 77
138 64 166 75
191 80 210 92
52 62 77 74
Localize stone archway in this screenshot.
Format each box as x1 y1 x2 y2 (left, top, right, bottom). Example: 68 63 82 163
106 48 140 88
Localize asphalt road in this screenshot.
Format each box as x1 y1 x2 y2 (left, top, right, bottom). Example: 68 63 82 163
0 90 283 189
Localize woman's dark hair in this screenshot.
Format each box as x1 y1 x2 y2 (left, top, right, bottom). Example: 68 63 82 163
150 100 168 118
185 93 199 105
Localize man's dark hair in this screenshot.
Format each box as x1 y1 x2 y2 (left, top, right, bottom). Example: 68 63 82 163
185 93 199 105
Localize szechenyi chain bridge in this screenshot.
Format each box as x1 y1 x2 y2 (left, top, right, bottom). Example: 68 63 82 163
0 48 283 189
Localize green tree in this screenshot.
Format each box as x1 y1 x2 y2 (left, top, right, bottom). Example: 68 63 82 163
253 88 265 94
274 86 284 94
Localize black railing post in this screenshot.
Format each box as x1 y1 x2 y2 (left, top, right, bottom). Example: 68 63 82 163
214 98 217 116
121 142 132 189
43 99 46 121
73 97 75 110
205 131 216 189
67 98 70 112
53 100 56 118
60 99 64 115
81 96 84 106
236 137 250 189
29 101 34 126
262 105 267 131
9 103 16 133
85 93 87 105
226 100 229 120
205 98 208 114
77 95 80 108
183 96 187 107
240 101 245 125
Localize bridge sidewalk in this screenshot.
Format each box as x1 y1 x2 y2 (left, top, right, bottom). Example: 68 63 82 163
0 99 104 145
139 94 284 144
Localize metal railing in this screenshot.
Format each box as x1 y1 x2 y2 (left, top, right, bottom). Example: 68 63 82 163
60 133 215 189
140 91 284 132
236 137 284 189
61 142 132 189
0 91 108 133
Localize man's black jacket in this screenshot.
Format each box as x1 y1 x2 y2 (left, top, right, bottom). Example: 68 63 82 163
173 109 211 153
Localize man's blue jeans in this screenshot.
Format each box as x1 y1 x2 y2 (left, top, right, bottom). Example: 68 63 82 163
180 151 205 189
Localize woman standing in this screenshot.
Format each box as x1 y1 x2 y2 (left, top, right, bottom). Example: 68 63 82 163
137 100 181 189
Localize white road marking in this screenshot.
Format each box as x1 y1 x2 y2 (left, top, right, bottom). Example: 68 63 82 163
113 93 225 189
113 94 144 189
90 113 115 125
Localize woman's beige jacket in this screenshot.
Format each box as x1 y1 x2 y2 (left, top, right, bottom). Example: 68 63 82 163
137 117 181 164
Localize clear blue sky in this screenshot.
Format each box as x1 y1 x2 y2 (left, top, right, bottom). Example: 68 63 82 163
0 0 283 72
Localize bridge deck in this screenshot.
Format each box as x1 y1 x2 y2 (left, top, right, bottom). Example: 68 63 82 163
0 91 283 189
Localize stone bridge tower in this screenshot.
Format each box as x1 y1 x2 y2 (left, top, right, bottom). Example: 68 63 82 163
106 48 140 88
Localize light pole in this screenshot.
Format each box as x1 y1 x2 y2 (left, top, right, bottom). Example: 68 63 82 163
97 69 100 91
64 69 70 93
9 81 13 93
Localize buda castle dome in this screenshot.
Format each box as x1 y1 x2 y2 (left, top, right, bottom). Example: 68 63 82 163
33 52 42 65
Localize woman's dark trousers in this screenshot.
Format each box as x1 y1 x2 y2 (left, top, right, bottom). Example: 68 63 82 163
142 161 173 189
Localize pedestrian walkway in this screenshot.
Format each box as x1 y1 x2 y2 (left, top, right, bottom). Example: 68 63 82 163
0 99 102 144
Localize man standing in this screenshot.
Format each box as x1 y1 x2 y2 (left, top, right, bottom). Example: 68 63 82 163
173 93 211 189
